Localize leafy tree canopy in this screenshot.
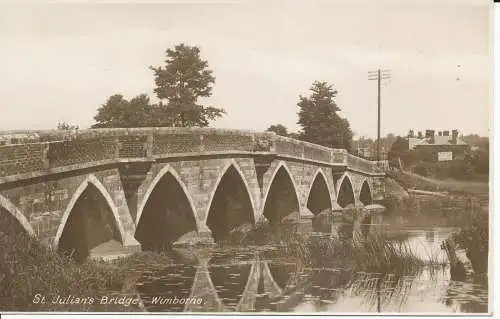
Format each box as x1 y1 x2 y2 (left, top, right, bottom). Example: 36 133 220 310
92 94 152 128
297 81 353 151
150 44 225 127
388 136 409 155
266 124 289 137
92 44 225 128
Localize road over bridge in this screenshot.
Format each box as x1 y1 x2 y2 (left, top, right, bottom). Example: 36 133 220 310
0 128 387 260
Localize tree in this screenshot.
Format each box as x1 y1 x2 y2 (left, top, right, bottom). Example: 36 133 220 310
266 124 289 137
461 134 489 151
467 139 489 175
388 136 415 168
92 94 153 128
150 44 225 127
57 122 79 130
388 136 408 158
297 81 353 151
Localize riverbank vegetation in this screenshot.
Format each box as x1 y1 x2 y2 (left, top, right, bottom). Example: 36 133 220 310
268 231 444 274
225 215 444 276
451 211 489 275
0 218 138 312
382 172 489 277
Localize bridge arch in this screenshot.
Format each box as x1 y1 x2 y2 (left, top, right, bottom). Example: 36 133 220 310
359 179 373 206
205 160 256 242
336 174 356 208
306 168 334 215
135 165 199 250
262 161 300 223
136 165 199 229
0 194 36 237
54 174 126 260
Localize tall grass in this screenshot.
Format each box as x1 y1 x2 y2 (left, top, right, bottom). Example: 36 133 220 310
0 221 138 312
269 230 445 275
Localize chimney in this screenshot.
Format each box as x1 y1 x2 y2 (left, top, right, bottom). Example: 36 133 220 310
451 129 458 144
418 131 423 139
443 130 450 137
429 130 435 144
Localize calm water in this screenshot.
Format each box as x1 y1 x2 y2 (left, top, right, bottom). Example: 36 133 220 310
113 214 489 314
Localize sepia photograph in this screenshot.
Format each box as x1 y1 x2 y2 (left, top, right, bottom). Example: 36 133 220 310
0 0 492 315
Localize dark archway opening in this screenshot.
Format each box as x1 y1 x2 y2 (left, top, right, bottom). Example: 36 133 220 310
135 173 198 251
58 184 122 262
206 166 255 242
337 177 355 208
263 167 299 224
360 181 373 206
307 173 332 215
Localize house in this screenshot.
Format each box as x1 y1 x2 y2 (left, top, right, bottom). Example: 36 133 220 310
407 129 468 162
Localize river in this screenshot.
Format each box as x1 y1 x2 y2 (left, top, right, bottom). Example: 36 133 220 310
108 205 489 314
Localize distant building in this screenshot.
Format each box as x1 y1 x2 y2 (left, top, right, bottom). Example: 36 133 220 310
357 147 372 159
407 129 468 162
354 139 388 160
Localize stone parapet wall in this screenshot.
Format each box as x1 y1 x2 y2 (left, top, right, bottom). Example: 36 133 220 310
0 128 384 179
0 143 46 176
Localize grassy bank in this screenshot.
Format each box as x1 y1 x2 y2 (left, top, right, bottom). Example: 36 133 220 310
387 170 488 196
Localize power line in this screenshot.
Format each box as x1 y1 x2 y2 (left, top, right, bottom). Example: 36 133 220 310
368 68 392 162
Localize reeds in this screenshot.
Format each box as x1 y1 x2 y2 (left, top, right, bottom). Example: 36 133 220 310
0 227 135 312
272 230 445 275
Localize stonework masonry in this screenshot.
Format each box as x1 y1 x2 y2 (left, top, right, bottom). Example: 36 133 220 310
0 128 387 254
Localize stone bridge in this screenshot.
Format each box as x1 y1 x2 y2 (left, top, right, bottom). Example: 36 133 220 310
0 128 386 259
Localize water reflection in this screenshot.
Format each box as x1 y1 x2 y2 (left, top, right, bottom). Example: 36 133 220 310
118 220 487 313
133 250 197 312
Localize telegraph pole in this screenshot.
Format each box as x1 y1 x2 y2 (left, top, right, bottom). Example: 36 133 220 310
368 69 391 161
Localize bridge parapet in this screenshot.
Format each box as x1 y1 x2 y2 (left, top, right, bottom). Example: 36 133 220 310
346 153 388 174
273 135 347 165
0 128 384 180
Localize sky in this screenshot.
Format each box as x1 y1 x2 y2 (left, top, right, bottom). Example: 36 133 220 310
0 0 492 138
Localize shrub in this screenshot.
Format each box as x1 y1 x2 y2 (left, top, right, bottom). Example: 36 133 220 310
452 211 489 274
